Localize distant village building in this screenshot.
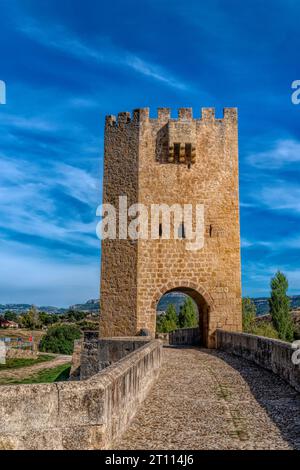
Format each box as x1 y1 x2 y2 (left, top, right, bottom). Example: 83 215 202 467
0 318 19 328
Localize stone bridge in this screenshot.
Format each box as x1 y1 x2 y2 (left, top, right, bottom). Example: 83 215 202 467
1 331 300 450
115 345 300 450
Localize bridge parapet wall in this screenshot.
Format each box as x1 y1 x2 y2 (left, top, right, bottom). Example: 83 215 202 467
80 333 151 379
216 330 300 393
0 339 162 450
169 327 200 346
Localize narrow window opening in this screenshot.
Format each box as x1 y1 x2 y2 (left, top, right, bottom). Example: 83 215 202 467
178 223 186 239
174 143 180 162
185 143 192 162
159 223 163 237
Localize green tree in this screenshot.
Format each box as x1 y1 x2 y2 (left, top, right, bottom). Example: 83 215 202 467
39 323 81 354
269 271 294 342
38 311 59 327
21 306 41 329
4 310 18 322
156 304 178 333
178 297 198 328
66 309 86 322
242 297 257 332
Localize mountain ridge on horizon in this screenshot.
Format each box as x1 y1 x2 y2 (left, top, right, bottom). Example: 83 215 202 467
1 294 300 316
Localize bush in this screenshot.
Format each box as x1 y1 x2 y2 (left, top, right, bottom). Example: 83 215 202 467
249 321 279 340
294 325 300 340
242 298 256 332
39 324 81 354
76 320 99 331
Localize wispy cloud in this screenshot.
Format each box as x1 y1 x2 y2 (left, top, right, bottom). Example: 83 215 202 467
0 239 99 306
241 238 273 248
259 183 300 213
248 138 300 169
0 113 57 132
0 155 99 248
18 21 188 91
243 261 300 297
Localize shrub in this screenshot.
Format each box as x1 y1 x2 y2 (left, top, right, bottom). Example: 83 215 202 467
39 323 81 354
242 297 256 332
76 320 99 331
293 325 300 340
250 321 279 340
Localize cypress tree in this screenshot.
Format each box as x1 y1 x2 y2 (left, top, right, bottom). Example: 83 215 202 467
178 297 198 328
269 271 294 342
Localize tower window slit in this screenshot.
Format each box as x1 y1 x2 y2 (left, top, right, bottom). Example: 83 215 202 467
178 223 186 239
159 223 163 237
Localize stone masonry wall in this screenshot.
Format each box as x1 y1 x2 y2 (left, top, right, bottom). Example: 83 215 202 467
169 327 200 346
100 112 140 337
69 339 82 379
5 349 38 359
216 330 300 393
79 332 151 379
100 107 242 347
0 339 162 450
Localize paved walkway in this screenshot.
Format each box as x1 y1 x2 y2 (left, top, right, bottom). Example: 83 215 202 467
0 355 71 382
114 347 300 450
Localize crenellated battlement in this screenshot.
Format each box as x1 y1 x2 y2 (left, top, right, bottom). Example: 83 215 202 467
105 107 237 127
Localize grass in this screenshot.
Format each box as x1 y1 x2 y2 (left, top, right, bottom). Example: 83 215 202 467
0 363 71 385
0 354 53 370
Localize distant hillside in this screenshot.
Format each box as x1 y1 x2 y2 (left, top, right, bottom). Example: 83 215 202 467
0 299 100 315
157 292 197 314
158 292 300 316
70 299 99 312
253 295 300 316
0 303 67 314
1 294 299 317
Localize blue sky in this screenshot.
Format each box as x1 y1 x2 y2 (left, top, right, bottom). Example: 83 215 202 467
0 0 299 306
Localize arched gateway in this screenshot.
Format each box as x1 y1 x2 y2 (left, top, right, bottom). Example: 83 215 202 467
154 282 211 347
99 107 242 348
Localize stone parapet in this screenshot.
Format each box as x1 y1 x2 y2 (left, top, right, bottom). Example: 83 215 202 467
216 330 300 393
0 339 162 450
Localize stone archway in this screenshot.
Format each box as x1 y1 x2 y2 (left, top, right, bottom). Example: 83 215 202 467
152 280 214 347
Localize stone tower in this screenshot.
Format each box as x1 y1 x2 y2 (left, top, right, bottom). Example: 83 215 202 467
99 107 242 347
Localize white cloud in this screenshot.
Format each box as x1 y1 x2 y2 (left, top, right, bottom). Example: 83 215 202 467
68 97 98 108
241 238 273 248
18 21 188 91
248 138 300 169
0 155 99 247
54 162 99 206
259 184 300 213
0 113 57 132
0 157 100 305
0 241 99 306
242 262 300 297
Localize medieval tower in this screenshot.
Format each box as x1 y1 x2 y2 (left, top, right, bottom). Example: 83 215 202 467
99 107 242 347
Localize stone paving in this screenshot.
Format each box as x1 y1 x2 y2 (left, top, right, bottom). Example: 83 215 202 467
114 347 300 450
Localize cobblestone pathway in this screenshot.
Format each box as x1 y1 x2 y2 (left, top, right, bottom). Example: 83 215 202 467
114 347 300 450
